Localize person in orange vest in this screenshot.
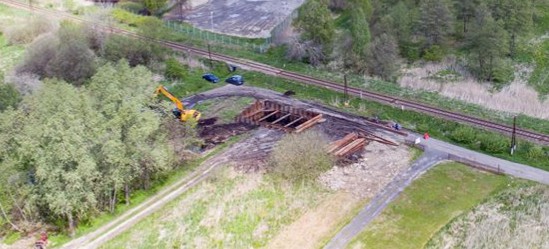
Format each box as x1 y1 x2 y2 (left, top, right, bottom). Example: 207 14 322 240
423 132 430 140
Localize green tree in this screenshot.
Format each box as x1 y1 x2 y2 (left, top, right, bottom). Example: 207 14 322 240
349 5 371 56
0 74 21 112
295 0 335 52
419 0 454 47
88 61 173 207
454 0 479 33
466 6 509 81
488 0 533 57
367 33 400 81
19 81 101 236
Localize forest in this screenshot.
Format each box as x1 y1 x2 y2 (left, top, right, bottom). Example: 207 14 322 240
292 0 547 85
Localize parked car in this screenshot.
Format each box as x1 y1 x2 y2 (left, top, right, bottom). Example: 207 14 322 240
202 73 219 83
225 75 244 86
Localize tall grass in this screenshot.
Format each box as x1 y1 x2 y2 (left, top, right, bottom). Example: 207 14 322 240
426 183 549 249
400 60 549 119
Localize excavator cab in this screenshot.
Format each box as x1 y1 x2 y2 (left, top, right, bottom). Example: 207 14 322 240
154 86 201 122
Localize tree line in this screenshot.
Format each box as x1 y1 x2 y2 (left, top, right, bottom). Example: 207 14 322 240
291 0 542 82
0 19 192 236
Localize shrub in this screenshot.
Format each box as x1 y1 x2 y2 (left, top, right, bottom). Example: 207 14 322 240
450 126 476 144
16 33 59 77
165 58 189 80
102 35 156 66
0 81 21 111
492 58 515 85
118 1 144 13
2 16 56 45
269 130 334 184
478 133 508 154
527 145 545 159
423 45 444 62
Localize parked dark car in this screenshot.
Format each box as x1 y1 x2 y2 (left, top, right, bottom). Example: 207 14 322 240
202 73 219 83
225 75 244 86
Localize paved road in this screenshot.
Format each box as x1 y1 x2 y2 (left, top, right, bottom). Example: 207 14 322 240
324 149 448 249
325 134 549 249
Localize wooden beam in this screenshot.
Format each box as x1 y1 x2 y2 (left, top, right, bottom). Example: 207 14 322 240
295 114 323 133
271 113 292 125
258 110 279 122
243 109 274 119
284 117 303 127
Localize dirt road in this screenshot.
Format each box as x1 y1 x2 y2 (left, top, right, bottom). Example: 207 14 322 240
61 129 280 249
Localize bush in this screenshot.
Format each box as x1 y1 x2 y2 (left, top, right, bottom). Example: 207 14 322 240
423 45 444 62
0 77 21 111
102 35 156 67
492 58 515 85
17 22 96 85
118 1 144 13
450 126 476 144
16 33 59 77
2 16 56 45
527 145 546 159
479 133 508 154
269 130 334 183
165 58 189 80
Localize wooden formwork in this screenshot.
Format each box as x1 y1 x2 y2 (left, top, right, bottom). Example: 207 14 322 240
236 100 323 132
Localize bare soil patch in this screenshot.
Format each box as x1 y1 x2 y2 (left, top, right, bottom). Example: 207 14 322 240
319 142 412 199
166 0 305 38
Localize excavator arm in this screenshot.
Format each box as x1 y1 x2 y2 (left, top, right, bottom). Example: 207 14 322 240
154 85 201 122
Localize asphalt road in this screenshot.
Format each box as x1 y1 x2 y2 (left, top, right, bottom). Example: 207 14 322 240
324 134 549 248
324 149 448 249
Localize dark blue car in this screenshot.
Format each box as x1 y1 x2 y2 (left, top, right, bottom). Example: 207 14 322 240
202 73 219 83
225 75 244 86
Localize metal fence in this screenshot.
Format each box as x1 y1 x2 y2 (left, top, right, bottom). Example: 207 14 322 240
164 20 271 53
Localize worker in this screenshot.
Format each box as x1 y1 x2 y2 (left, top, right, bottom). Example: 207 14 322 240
35 231 48 249
393 123 401 130
423 132 430 140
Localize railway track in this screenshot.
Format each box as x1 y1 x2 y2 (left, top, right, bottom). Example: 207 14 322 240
3 0 549 144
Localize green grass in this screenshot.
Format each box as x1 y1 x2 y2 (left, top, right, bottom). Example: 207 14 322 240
1 231 21 245
0 34 25 74
194 97 255 123
101 168 329 249
348 162 511 249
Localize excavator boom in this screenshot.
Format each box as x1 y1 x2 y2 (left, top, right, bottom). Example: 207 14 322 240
154 85 201 122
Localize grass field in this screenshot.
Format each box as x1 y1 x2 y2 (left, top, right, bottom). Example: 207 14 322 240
101 167 331 249
426 182 549 249
348 162 511 249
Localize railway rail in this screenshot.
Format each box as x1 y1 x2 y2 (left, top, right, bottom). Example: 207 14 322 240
2 0 549 144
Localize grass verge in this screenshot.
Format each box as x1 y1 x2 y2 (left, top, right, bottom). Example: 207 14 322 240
101 167 329 249
347 162 511 249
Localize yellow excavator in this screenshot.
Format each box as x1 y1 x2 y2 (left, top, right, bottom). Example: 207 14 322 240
154 85 201 122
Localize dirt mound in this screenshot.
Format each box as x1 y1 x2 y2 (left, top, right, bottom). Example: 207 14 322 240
199 122 256 149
